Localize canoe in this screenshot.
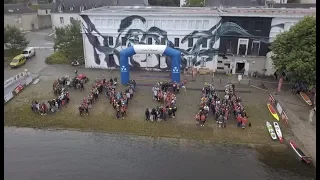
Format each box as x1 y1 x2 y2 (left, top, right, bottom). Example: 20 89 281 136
267 103 279 121
289 140 311 164
273 122 283 143
266 121 277 140
300 92 312 106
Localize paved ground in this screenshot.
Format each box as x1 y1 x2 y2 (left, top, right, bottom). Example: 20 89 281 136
25 28 54 49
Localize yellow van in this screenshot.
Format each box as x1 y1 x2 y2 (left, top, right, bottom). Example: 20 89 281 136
10 54 26 68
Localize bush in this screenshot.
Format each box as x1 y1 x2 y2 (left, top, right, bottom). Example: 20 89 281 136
45 52 69 64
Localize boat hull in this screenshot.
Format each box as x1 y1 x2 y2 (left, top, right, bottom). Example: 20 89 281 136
300 92 312 106
289 140 311 164
267 103 279 121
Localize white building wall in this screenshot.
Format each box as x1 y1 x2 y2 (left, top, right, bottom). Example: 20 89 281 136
81 14 221 71
269 17 302 43
51 13 80 30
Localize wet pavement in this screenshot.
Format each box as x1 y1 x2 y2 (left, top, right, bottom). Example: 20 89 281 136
4 127 315 180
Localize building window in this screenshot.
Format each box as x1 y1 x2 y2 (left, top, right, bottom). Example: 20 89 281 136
188 38 193 48
58 6 63 12
69 6 74 11
161 20 166 29
251 40 260 56
181 20 187 29
94 19 101 27
218 60 223 63
60 17 64 24
80 6 84 12
147 20 153 28
254 21 263 31
174 38 179 47
203 20 209 29
147 38 152 45
237 38 249 56
174 20 180 29
202 38 207 48
101 19 107 27
226 40 233 54
195 20 202 29
188 20 195 29
200 57 206 67
242 21 249 31
167 20 173 29
109 37 113 46
121 37 126 46
217 67 224 70
107 19 113 28
161 38 166 45
154 20 161 28
114 19 120 28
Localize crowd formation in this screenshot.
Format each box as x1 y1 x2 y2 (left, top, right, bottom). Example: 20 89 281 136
196 83 249 128
52 73 89 94
145 81 182 122
31 88 70 115
106 79 136 119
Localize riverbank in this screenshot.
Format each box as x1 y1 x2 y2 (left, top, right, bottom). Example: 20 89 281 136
4 75 293 146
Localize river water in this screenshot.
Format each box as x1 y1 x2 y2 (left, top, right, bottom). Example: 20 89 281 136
4 127 315 180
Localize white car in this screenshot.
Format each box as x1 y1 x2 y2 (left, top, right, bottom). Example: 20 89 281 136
22 47 36 59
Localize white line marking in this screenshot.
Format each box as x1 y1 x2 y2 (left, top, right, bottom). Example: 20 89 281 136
48 33 54 36
250 85 269 92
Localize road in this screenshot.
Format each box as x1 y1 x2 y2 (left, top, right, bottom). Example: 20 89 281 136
25 29 54 49
4 127 316 180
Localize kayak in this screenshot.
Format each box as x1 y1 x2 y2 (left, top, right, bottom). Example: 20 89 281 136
267 103 279 121
266 121 277 140
289 140 311 164
273 122 283 143
300 92 312 106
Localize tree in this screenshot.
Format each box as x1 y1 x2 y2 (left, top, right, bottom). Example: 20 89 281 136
270 16 316 86
4 25 29 54
54 20 83 60
183 0 204 7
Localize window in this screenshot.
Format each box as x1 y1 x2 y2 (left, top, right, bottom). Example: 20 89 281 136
109 37 113 46
59 17 64 24
188 38 193 48
58 6 63 12
218 61 223 63
94 19 101 27
121 37 126 46
80 6 84 12
147 20 153 28
237 38 249 55
161 20 166 29
101 19 107 27
226 40 233 54
203 20 209 29
195 20 202 29
217 67 224 70
174 20 180 29
174 38 179 47
188 20 195 29
251 41 260 56
254 21 263 31
107 19 113 28
45 10 48 14
167 20 173 29
181 20 187 29
114 19 120 28
69 6 74 11
147 38 152 45
154 20 161 28
202 38 208 48
200 57 206 67
242 21 249 30
161 38 166 45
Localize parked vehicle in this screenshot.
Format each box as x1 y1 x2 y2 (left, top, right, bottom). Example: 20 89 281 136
22 47 36 59
10 54 26 68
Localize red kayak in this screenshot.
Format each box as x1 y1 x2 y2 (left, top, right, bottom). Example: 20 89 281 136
289 140 311 164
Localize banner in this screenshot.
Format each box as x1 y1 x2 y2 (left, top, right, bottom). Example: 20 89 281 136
14 84 24 94
281 111 289 124
25 76 33 86
277 77 283 92
276 102 283 115
269 94 275 105
4 92 13 103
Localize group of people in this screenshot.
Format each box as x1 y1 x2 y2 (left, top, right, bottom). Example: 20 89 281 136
78 79 104 116
53 75 86 94
146 81 179 122
31 88 70 115
106 79 136 119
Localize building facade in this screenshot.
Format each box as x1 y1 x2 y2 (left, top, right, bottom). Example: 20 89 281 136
80 6 315 75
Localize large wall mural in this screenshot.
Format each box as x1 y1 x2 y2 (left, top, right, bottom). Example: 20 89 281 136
79 15 269 70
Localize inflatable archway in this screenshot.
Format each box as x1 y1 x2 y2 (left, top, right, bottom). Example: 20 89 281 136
119 45 181 85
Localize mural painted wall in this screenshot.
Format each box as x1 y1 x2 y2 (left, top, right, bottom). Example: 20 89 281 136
269 17 301 43
79 14 274 71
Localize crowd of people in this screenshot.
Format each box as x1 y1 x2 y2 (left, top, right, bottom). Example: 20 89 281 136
31 88 70 115
196 83 249 128
145 81 180 122
78 79 104 116
53 75 85 94
106 79 136 119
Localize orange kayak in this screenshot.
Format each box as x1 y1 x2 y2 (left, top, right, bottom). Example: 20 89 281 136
300 92 312 106
267 103 279 121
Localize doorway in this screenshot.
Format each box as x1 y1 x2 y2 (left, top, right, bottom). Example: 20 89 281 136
236 62 245 74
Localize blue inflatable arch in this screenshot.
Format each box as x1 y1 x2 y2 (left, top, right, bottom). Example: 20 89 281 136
119 45 181 85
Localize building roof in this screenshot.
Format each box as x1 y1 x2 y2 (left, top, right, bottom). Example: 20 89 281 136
38 4 53 9
4 3 37 14
273 3 316 9
51 0 147 13
80 6 316 18
204 0 266 7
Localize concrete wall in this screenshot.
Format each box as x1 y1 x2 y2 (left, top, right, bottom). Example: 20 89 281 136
81 14 221 71
51 13 80 30
38 15 52 29
4 13 39 31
